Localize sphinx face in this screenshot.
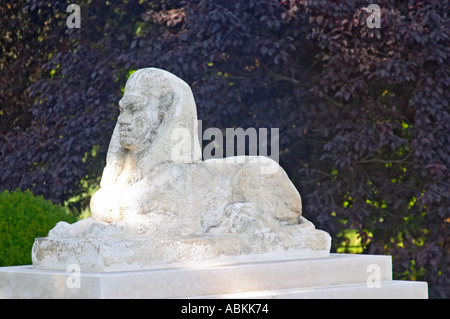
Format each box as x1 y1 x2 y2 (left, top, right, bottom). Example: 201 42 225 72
118 92 160 151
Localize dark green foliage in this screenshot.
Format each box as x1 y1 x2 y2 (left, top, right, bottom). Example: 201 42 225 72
0 190 77 266
0 0 448 297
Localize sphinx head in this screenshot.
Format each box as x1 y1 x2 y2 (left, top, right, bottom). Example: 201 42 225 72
107 67 201 172
117 69 175 152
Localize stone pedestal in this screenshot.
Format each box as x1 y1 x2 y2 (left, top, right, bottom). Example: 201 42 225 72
31 225 330 272
0 254 427 299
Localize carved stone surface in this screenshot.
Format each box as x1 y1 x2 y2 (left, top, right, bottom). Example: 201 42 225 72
32 68 331 272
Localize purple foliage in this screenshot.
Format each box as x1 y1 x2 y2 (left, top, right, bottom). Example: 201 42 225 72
0 0 448 297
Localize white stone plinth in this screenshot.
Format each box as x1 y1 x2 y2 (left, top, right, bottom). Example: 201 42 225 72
0 254 427 299
32 228 330 272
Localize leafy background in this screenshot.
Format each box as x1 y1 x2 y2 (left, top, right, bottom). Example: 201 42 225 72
0 0 448 298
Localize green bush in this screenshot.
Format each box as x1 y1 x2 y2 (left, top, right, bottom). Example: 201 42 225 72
0 189 77 267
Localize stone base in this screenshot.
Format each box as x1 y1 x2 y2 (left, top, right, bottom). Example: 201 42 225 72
32 228 331 272
0 254 427 299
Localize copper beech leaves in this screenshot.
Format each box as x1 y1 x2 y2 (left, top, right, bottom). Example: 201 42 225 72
0 0 449 298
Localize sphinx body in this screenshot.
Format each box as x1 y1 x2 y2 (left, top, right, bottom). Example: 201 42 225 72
32 68 331 272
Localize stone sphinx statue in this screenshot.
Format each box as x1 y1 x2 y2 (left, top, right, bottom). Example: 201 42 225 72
32 68 331 272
